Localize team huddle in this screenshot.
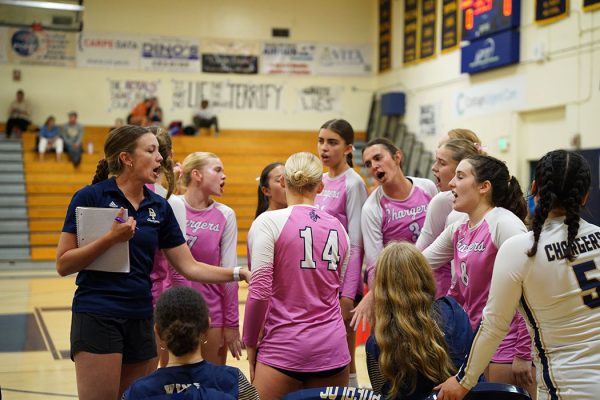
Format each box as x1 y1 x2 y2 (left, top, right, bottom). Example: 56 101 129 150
56 121 600 400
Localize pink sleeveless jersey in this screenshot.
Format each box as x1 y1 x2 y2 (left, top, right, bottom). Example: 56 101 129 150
425 208 532 363
184 200 239 328
315 169 368 298
362 177 437 287
244 205 350 371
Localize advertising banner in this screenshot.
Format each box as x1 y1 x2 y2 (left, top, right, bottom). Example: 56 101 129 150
140 36 200 72
202 39 259 74
8 28 76 67
313 43 372 76
261 42 316 75
77 32 140 69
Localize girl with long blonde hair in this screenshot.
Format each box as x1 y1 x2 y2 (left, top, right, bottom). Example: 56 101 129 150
366 242 472 399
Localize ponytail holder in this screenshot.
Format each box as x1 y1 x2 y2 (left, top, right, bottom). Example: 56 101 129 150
474 143 488 152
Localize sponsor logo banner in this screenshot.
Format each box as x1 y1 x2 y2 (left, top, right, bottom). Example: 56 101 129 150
201 39 259 74
8 28 76 67
77 32 140 69
140 36 200 72
261 42 316 75
313 43 372 76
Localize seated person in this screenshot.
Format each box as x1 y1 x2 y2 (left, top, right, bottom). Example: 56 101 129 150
193 100 220 136
123 287 259 400
62 111 84 167
5 89 31 138
365 242 473 400
38 116 63 161
128 98 151 126
147 97 163 124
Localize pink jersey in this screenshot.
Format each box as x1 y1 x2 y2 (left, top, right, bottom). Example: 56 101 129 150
146 183 187 307
184 199 239 328
423 207 532 362
362 177 437 287
416 190 468 298
315 168 368 299
243 205 350 372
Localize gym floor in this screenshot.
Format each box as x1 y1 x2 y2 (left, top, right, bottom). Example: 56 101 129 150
0 262 369 399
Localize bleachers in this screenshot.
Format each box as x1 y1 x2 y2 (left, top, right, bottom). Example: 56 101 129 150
21 127 358 261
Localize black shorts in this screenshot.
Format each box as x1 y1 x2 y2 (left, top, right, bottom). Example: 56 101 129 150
70 312 156 364
273 365 348 382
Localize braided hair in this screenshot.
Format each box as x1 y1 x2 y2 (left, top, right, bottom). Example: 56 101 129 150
527 150 591 261
466 155 527 222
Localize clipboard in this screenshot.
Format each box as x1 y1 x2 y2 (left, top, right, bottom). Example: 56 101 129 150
76 207 130 273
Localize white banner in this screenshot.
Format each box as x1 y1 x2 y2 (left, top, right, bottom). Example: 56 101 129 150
172 79 283 112
8 28 76 67
107 79 161 112
453 76 526 118
261 42 317 75
0 27 7 64
419 103 441 137
140 36 200 73
77 32 140 69
313 43 372 76
297 86 343 113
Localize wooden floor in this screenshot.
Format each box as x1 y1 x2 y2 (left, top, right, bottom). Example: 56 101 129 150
0 264 370 399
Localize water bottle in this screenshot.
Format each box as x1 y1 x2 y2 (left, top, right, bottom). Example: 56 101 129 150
87 141 94 154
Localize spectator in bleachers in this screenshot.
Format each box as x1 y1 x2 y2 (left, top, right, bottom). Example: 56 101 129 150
5 89 31 139
62 111 83 167
38 115 63 161
128 98 152 126
122 287 258 399
147 97 163 124
366 242 472 399
193 100 220 137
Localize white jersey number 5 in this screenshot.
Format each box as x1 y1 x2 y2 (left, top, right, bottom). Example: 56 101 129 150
299 227 340 271
572 259 600 309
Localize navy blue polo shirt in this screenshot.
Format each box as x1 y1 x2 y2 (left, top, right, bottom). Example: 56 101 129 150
62 177 186 319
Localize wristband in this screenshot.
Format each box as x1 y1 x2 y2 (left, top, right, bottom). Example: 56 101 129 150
233 266 241 282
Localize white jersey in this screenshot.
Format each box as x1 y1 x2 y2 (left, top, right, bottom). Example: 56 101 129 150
416 190 466 250
458 217 600 399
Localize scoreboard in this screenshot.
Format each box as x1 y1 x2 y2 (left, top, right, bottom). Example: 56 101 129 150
461 0 521 41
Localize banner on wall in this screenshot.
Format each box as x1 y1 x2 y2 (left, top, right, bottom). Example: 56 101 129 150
172 79 283 112
403 0 419 64
296 86 343 113
419 0 437 60
583 0 600 11
379 0 392 72
261 42 316 75
140 36 200 73
453 76 526 118
0 27 7 63
314 44 372 76
8 28 76 67
107 79 161 112
77 32 140 69
202 39 259 74
441 0 460 52
419 103 440 136
535 0 569 24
